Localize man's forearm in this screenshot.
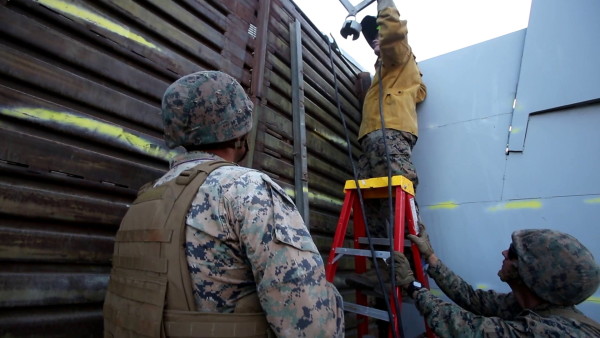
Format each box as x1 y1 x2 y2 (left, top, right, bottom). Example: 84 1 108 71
427 253 440 266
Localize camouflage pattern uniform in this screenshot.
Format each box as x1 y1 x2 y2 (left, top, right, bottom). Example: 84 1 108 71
157 71 344 337
412 229 600 337
358 129 418 237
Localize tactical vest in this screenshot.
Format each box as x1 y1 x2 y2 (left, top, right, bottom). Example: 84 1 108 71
103 161 272 338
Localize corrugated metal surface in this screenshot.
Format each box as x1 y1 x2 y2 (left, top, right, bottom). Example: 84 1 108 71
0 0 364 336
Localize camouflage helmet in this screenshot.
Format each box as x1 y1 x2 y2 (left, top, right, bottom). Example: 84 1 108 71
512 229 600 306
161 70 253 148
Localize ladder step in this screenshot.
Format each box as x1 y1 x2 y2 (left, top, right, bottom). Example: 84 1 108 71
332 248 390 263
357 237 411 247
343 301 390 321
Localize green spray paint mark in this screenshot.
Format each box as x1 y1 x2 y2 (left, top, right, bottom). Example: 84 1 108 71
584 197 600 204
36 0 159 50
488 200 542 212
586 296 600 304
428 201 459 210
1 107 177 160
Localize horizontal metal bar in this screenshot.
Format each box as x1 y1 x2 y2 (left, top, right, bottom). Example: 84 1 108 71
334 247 391 260
343 301 390 321
358 237 412 247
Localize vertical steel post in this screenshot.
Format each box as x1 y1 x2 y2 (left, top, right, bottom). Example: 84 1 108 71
290 19 309 224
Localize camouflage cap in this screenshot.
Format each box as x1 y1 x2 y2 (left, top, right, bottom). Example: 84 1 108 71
161 71 253 148
512 229 600 305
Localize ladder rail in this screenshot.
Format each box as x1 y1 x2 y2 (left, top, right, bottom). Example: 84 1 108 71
325 176 434 338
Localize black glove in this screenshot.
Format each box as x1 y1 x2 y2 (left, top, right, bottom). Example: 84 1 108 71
407 223 434 260
392 251 415 286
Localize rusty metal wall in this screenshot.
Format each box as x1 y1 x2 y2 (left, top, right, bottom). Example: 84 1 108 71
0 0 364 336
251 0 365 333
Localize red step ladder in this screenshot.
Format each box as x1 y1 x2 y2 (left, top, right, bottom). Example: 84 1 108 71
325 175 434 338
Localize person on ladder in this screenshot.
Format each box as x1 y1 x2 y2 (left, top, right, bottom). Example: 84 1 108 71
356 0 427 235
346 0 427 334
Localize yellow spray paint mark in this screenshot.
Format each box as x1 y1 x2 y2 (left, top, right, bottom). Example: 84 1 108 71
488 200 542 212
584 197 600 204
36 0 159 50
586 296 600 304
476 284 490 290
510 127 521 134
312 128 348 149
428 201 459 210
1 107 177 160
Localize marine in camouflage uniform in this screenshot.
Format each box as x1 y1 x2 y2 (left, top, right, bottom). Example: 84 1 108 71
157 71 344 337
357 0 427 238
394 228 600 337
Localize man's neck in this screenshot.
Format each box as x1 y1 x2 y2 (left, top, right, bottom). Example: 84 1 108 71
510 282 545 309
204 148 236 162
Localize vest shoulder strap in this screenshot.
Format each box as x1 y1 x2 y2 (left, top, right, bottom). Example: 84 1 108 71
165 160 234 310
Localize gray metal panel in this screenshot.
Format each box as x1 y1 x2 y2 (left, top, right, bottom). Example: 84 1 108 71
414 114 511 204
508 0 600 151
414 30 525 204
504 103 600 199
417 30 525 127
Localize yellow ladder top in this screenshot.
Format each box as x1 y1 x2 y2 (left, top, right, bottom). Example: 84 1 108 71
344 175 414 196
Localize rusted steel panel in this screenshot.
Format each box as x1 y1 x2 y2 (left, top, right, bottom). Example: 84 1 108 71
93 0 228 71
0 266 109 307
0 46 163 131
0 218 114 263
0 0 366 335
0 7 168 103
0 127 164 190
0 86 176 165
269 56 361 152
0 180 128 226
0 305 103 337
212 0 259 25
6 0 185 82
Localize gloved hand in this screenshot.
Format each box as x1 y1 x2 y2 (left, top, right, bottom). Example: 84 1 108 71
407 222 434 260
392 251 415 286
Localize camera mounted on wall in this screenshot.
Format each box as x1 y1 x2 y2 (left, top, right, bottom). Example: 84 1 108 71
338 0 375 40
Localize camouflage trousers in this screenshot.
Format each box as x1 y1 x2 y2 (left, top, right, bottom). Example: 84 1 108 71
357 129 419 238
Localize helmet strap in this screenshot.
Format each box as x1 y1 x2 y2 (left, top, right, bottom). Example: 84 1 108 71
498 261 522 283
234 138 249 163
234 138 244 149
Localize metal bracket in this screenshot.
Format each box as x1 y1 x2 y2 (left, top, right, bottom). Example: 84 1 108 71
338 0 376 40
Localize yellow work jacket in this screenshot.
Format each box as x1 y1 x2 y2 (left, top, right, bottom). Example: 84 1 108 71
358 6 427 140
